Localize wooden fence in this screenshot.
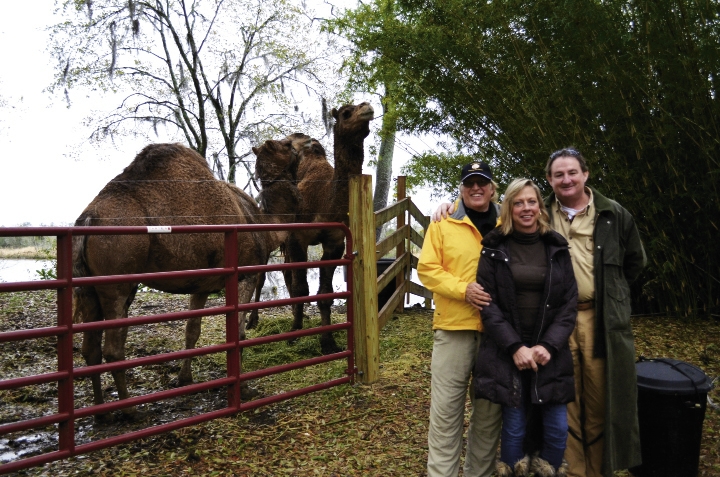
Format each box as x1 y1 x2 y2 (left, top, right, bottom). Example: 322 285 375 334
349 175 432 384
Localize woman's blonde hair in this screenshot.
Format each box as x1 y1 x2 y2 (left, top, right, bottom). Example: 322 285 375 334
499 178 552 235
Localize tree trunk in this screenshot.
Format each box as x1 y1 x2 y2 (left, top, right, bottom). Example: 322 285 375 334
228 159 237 184
374 98 397 241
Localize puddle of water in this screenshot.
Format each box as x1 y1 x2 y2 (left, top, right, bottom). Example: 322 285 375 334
0 259 52 283
0 432 56 464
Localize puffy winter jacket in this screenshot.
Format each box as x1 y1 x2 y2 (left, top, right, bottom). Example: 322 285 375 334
473 228 578 407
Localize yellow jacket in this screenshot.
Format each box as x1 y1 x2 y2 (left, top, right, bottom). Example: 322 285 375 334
418 200 499 331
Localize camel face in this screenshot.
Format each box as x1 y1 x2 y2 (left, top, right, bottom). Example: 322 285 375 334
331 102 374 142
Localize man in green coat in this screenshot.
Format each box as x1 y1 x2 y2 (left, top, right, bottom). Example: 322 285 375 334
544 148 646 477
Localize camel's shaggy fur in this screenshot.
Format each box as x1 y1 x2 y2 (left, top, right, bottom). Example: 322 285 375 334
72 138 306 420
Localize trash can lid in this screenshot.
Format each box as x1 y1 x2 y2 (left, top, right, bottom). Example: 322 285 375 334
636 358 713 395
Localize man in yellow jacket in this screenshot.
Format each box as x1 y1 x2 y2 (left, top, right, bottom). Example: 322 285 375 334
418 161 503 477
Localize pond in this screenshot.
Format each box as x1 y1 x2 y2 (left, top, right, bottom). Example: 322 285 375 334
0 259 53 283
0 259 425 306
0 259 346 302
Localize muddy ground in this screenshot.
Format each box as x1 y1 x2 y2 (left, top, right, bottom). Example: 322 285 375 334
0 289 340 469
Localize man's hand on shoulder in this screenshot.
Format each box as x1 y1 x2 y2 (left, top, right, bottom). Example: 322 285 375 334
431 202 455 222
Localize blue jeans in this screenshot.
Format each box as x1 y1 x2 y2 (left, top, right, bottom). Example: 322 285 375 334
501 399 568 469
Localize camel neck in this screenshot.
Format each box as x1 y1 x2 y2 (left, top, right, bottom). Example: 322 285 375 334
258 181 300 224
333 142 364 177
331 142 364 224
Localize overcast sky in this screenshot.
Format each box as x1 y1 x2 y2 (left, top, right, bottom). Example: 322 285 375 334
0 1 438 228
0 0 156 226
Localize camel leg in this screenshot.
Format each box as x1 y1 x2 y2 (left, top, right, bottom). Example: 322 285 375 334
96 283 139 420
178 292 210 386
81 329 105 404
286 238 310 333
317 242 345 354
237 277 259 399
246 273 265 330
283 268 293 295
290 267 310 331
237 278 255 343
104 325 130 399
75 286 112 421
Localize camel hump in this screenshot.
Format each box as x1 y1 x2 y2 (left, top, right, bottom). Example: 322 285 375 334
226 183 262 220
121 143 212 179
298 139 335 181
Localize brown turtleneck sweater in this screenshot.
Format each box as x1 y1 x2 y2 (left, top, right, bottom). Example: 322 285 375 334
507 230 547 343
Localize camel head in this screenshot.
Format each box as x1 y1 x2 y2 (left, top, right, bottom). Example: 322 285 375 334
252 134 310 187
285 132 315 152
294 135 326 163
331 102 374 143
252 135 308 224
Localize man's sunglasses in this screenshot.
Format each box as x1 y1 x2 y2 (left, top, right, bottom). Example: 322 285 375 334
462 177 491 188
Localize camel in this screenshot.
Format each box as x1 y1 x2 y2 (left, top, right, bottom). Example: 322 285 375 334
72 137 308 421
246 135 332 329
246 103 374 354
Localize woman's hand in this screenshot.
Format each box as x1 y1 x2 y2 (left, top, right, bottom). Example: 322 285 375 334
431 202 455 222
513 346 538 372
465 282 492 310
531 345 551 366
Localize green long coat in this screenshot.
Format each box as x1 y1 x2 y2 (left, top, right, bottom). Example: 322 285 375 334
546 187 646 476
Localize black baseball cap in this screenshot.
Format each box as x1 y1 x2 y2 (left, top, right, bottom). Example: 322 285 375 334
460 161 493 182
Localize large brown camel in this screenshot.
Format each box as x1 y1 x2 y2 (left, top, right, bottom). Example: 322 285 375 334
72 138 307 421
264 102 374 354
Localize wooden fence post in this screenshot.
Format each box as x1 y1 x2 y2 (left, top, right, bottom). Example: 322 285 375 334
349 174 379 384
396 176 407 312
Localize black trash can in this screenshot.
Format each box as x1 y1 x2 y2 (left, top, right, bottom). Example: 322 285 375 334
376 258 398 311
630 358 713 477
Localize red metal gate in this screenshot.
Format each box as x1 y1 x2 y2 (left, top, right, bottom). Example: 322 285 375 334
0 223 355 475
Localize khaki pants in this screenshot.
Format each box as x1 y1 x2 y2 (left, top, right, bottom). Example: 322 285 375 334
565 309 606 477
427 330 502 477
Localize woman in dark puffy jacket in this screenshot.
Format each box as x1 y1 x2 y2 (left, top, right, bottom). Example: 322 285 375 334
474 178 578 477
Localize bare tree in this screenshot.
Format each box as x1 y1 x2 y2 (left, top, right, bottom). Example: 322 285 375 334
49 0 339 186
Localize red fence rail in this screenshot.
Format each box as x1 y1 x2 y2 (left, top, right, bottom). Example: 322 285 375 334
0 223 356 475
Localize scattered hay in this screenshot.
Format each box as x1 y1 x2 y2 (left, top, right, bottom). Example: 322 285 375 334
2 290 718 476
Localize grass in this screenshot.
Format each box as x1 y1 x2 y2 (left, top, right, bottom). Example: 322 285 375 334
0 246 57 264
0 246 48 259
1 292 718 476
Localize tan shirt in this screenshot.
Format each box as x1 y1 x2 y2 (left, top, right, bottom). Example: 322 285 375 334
550 188 595 302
